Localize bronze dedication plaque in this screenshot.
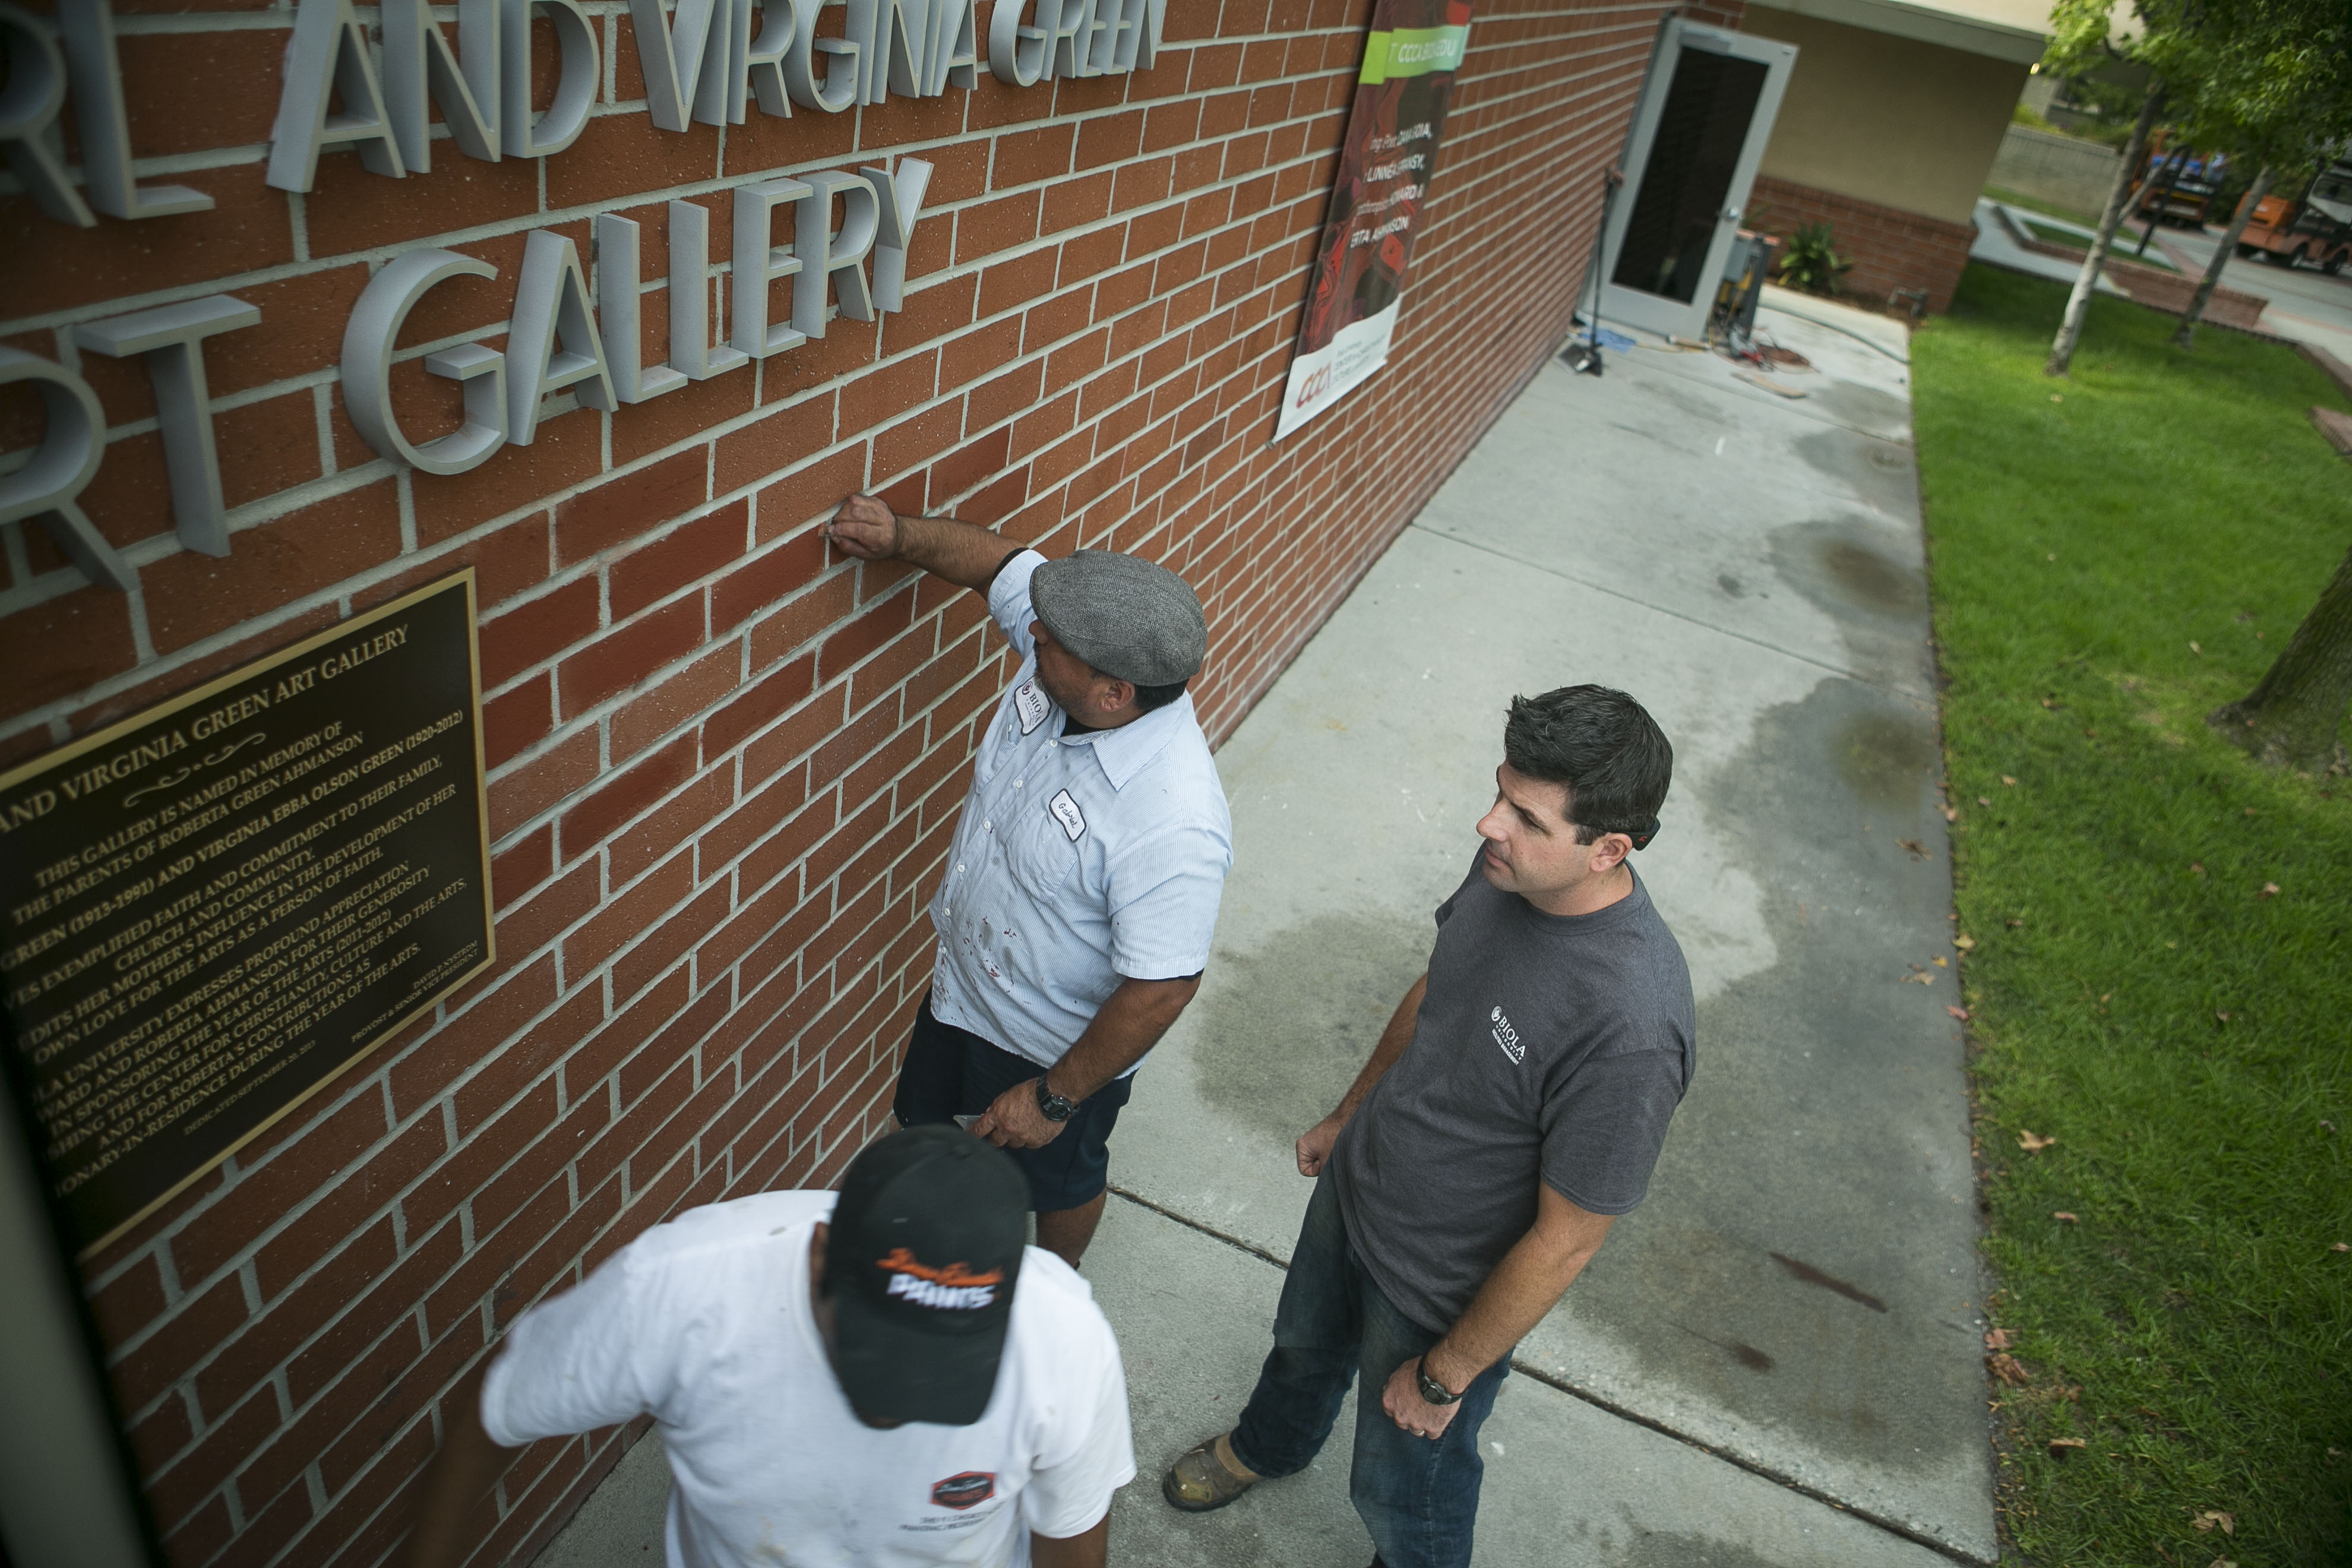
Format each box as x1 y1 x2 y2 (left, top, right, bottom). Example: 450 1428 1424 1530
0 573 495 1257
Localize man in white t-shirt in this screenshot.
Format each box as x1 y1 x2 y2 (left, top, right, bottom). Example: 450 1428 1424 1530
397 1127 1134 1567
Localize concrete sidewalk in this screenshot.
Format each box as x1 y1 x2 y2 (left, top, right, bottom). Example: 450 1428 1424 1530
533 295 1992 1568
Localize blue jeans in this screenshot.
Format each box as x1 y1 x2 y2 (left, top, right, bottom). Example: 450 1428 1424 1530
1229 1172 1510 1568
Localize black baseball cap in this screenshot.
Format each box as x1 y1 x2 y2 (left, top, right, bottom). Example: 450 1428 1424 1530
823 1126 1029 1425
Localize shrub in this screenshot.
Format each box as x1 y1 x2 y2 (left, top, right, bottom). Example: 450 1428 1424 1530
1777 221 1852 295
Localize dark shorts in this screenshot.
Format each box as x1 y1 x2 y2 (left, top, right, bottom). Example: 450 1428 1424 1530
891 994 1134 1213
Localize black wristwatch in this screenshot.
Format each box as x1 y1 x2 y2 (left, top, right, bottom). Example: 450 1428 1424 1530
1034 1077 1080 1123
1415 1357 1461 1406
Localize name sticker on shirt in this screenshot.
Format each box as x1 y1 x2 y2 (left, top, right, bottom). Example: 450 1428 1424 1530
1049 789 1087 842
1013 678 1051 735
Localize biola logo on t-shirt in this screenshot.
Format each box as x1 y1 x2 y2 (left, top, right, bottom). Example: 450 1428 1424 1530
877 1248 1003 1310
1490 1006 1525 1065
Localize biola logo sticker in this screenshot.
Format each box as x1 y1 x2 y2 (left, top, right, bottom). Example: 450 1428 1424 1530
1490 1006 1524 1065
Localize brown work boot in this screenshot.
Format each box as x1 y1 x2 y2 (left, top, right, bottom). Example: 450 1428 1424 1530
1162 1431 1262 1512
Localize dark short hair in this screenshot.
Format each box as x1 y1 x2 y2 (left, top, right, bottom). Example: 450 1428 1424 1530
1503 685 1672 846
1129 678 1188 713
1085 661 1188 713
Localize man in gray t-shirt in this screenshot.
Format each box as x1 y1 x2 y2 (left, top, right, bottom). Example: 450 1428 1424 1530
1161 685 1694 1568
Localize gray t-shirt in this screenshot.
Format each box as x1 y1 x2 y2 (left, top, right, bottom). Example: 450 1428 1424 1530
1330 852 1696 1333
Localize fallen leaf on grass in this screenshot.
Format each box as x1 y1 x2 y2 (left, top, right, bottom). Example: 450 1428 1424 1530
2216 1011 2232 1023
2193 1512 2237 1535
1948 1005 1971 1020
1898 837 1931 859
2332 1241 2348 1253
1977 795 1993 805
1953 934 1976 950
2190 861 2206 875
1984 1328 2011 1350
2053 1211 2079 1223
2040 695 2058 709
2006 916 2026 928
2001 775 2018 786
1988 1352 2029 1385
2019 1130 2057 1152
2047 1436 2085 1456
2209 1560 2237 1568
2190 640 2203 655
2258 882 2280 899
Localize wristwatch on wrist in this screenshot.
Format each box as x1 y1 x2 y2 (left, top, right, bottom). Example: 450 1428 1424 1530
1034 1077 1080 1123
1414 1357 1462 1406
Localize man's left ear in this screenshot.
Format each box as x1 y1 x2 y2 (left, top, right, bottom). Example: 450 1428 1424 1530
1592 833 1634 872
1099 677 1136 715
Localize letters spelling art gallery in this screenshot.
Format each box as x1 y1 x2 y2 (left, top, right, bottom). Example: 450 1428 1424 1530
0 0 1176 591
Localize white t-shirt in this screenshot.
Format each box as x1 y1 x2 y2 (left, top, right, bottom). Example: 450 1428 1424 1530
480 1191 1134 1568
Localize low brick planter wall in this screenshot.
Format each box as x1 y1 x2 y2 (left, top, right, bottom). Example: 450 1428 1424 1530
2012 232 2271 331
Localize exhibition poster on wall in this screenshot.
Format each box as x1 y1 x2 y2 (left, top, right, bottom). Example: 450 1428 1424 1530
1275 0 1476 440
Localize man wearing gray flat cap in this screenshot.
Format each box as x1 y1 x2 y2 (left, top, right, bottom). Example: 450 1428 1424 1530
825 493 1232 1269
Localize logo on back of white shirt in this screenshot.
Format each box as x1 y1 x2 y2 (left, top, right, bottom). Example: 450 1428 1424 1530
877 1247 1003 1310
1490 1006 1525 1065
931 1472 996 1510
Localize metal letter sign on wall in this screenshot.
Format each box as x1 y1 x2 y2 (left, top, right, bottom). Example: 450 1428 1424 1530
0 572 495 1259
1274 0 1475 440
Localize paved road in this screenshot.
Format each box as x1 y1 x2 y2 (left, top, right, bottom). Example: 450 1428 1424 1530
2145 220 2352 362
533 292 1993 1568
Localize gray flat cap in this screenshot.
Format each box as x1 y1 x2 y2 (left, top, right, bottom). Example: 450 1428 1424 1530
1030 550 1206 686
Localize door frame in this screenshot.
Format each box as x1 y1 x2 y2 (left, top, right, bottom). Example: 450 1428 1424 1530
1597 17 1797 340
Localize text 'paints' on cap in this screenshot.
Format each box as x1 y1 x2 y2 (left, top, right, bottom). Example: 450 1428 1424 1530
822 1126 1029 1426
1029 550 1206 687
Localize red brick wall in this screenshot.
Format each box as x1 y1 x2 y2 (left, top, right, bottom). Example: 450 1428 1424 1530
1750 172 1975 314
0 0 1734 1562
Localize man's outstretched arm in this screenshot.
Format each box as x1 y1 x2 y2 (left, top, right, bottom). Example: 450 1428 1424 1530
825 494 1012 590
1295 975 1425 1177
1379 1182 1615 1439
398 1371 516 1568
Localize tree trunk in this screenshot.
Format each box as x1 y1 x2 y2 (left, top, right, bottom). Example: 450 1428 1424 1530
2209 540 2352 772
2173 166 2275 349
2046 84 2166 377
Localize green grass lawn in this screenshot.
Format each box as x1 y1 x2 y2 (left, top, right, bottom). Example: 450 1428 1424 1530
1911 264 2352 1566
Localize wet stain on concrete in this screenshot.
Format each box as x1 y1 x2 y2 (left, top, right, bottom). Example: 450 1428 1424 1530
1769 1251 1890 1313
1620 1528 1821 1567
1193 913 1434 1139
1769 519 1925 621
1717 573 1747 598
1818 539 1922 614
1808 380 1912 435
1792 427 1918 519
1681 1323 1777 1372
1832 709 1938 808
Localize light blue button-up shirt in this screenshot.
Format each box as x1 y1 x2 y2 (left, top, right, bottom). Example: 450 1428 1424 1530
927 551 1233 1072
